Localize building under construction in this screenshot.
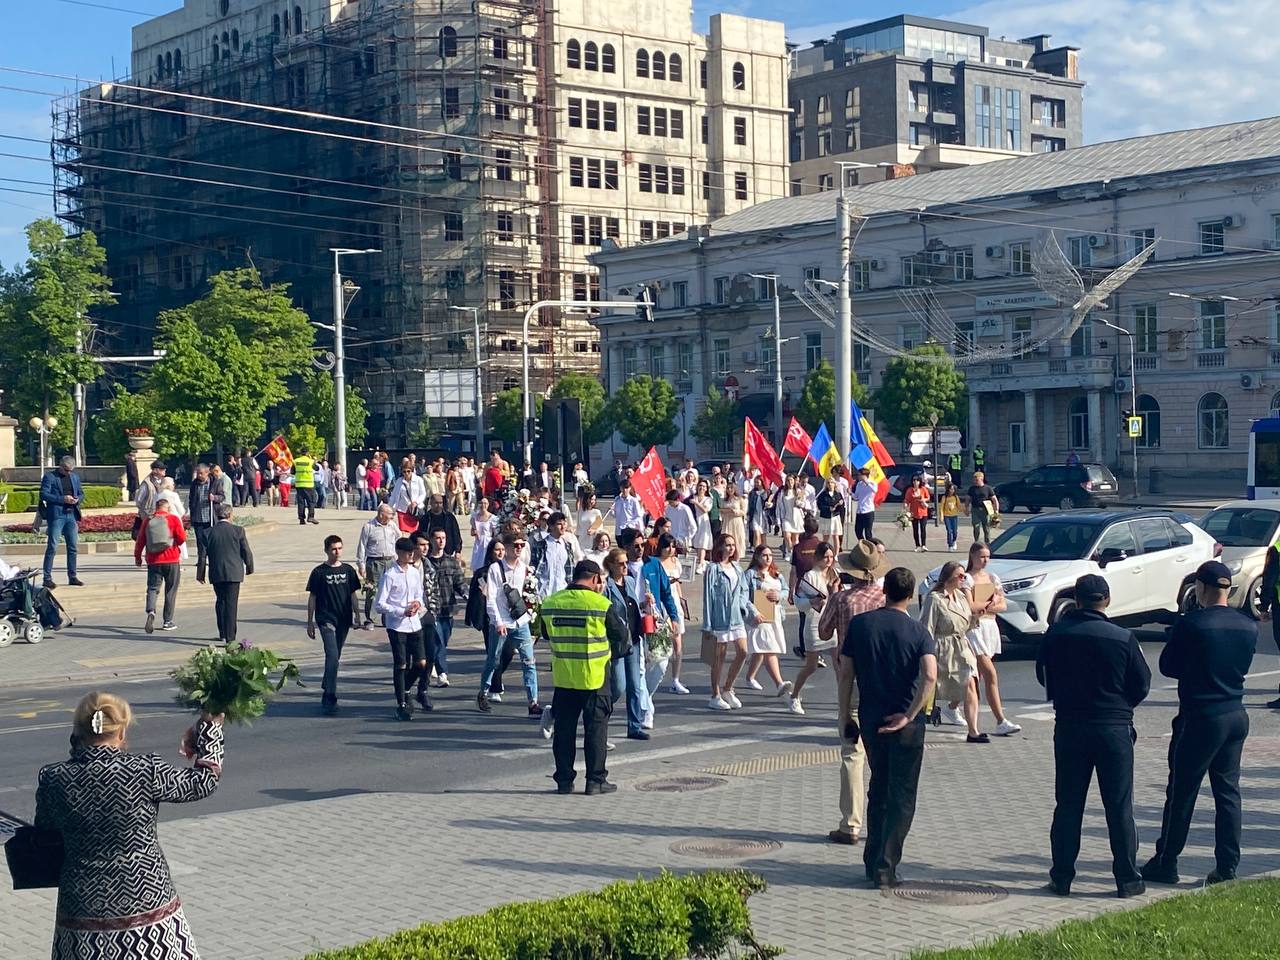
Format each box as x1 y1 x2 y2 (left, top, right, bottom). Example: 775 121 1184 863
52 0 789 450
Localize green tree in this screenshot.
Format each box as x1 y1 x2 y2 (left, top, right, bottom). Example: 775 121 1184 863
606 375 680 450
407 417 437 449
690 386 739 446
0 219 115 448
91 387 154 463
292 370 369 450
490 388 542 444
871 344 967 443
284 422 326 459
790 358 869 434
549 372 610 444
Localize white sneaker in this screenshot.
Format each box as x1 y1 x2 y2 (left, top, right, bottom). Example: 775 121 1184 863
789 697 805 715
921 545 929 552
746 678 764 691
670 679 691 695
606 740 617 751
641 710 655 730
994 719 1023 736
776 680 794 699
489 692 504 703
940 705 965 726
434 673 450 688
724 689 743 709
707 696 731 711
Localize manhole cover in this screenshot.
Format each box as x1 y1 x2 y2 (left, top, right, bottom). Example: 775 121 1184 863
635 775 727 793
669 837 782 859
886 880 1008 905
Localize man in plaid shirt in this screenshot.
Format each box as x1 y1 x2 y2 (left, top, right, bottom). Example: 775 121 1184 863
819 540 889 845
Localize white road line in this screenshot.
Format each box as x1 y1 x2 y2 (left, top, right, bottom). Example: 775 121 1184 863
1015 711 1056 722
607 724 830 767
1246 669 1280 679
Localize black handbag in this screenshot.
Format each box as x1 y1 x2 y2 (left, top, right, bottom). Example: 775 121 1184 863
499 565 528 620
5 823 64 890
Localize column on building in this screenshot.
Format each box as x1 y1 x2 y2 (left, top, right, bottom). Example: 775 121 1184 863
968 393 982 456
1023 391 1039 469
606 343 624 395
1087 389 1102 463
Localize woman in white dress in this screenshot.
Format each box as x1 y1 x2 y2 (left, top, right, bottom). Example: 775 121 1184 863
660 537 691 695
962 542 1021 737
778 474 805 552
469 496 497 572
577 489 604 554
689 479 714 572
743 545 793 698
788 542 840 715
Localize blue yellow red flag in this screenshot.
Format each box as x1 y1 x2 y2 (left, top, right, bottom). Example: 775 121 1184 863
808 422 841 479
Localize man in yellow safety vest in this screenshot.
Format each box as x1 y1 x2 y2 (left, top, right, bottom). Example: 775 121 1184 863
540 559 630 794
293 447 318 526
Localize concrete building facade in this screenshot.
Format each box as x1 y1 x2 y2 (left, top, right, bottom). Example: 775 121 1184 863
590 117 1280 492
56 0 788 450
788 14 1083 195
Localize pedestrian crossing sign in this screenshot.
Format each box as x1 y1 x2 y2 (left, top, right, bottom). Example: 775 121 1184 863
1127 416 1143 438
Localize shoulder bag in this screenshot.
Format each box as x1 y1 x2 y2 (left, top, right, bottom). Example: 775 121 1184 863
5 821 63 890
499 564 528 620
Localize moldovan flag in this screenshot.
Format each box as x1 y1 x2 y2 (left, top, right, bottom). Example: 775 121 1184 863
262 435 294 470
743 417 785 489
632 447 668 520
850 401 892 505
808 422 842 480
783 417 813 458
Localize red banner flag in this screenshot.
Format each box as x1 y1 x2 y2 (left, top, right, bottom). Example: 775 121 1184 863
261 435 294 470
783 417 813 458
632 446 667 521
744 417 785 490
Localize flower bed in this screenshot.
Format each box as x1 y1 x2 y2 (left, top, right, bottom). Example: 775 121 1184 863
0 514 262 543
0 483 123 514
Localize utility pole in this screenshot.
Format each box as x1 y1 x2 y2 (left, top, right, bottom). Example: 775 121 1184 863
1093 316 1139 497
835 193 852 467
449 305 485 456
73 325 85 466
329 248 380 482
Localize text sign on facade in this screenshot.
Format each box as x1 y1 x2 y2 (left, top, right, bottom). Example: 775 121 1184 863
974 292 1059 313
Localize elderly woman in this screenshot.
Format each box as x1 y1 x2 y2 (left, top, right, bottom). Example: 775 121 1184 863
35 692 223 959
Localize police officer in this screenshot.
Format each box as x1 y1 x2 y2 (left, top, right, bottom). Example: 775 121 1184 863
971 443 986 479
1036 574 1150 897
1143 560 1256 886
1256 536 1280 709
946 451 963 487
293 446 318 526
540 559 629 795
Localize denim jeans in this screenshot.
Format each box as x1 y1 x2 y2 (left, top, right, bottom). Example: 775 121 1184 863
318 621 350 702
944 515 959 548
481 622 537 704
434 615 454 675
610 641 648 735
43 513 79 581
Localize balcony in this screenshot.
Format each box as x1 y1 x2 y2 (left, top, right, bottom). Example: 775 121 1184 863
1196 350 1227 369
1135 354 1159 371
968 355 1113 394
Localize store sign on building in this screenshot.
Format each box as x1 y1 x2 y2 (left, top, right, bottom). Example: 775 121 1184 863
974 292 1058 313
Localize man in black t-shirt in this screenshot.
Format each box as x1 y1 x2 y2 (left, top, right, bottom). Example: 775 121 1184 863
842 567 938 889
965 471 996 544
307 534 362 715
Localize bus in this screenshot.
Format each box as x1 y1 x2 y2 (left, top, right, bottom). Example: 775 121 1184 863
1247 418 1280 499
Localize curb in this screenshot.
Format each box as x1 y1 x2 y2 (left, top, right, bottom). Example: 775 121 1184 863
0 521 281 557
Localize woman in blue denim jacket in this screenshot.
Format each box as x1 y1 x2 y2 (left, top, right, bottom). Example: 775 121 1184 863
703 532 758 711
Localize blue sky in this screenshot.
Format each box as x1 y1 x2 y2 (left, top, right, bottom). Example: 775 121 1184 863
0 0 1275 269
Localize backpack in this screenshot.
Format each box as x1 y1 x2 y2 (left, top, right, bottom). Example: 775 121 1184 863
145 514 173 553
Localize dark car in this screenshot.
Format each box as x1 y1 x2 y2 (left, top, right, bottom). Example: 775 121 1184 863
883 462 938 502
995 463 1120 514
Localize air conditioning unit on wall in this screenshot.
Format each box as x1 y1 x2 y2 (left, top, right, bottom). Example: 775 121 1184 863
984 245 1004 258
1087 233 1110 249
1240 372 1264 390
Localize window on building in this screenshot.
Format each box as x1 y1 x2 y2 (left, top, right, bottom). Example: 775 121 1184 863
1031 134 1066 153
293 5 302 34
601 43 615 73
495 210 514 241
497 269 516 310
671 110 684 138
1198 392 1229 448
588 216 603 245
755 275 776 301
852 259 870 291
714 277 730 305
1272 213 1280 250
733 116 746 145
568 156 584 187
212 40 220 63
273 14 280 36
637 106 651 136
604 160 618 190
901 256 920 286
648 343 666 378
494 148 513 180
639 221 654 242
622 346 638 379
1068 396 1089 450
493 87 512 120
1005 91 1021 150
219 1 228 19
951 246 974 281
1008 241 1031 275
443 149 462 180
699 58 707 88
1128 227 1156 259
174 49 182 72
606 216 619 239
1136 394 1161 448
1068 235 1091 267
586 158 602 189
975 85 992 148
803 265 821 283
732 62 745 90
655 166 669 193
567 97 582 127
817 173 833 190
439 26 457 58
701 115 710 146
585 99 599 129
572 272 589 301
711 337 731 375
603 101 617 131
673 282 688 308
582 40 598 70
901 323 922 350
639 163 652 192
233 30 241 52
1199 220 1225 255
1200 300 1226 349
1069 321 1091 357
654 108 668 137
702 170 712 200
652 51 666 80
443 87 460 118
444 212 463 241
571 215 586 244
636 49 649 77
734 171 748 200
669 53 683 81
1134 304 1158 353
805 332 822 371
1012 315 1033 355
492 28 508 60
1032 95 1066 127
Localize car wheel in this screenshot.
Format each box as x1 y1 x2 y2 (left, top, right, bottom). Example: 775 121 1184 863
1247 575 1265 620
1048 595 1077 624
1177 580 1198 614
1027 505 1042 514
1058 496 1076 511
997 494 1015 514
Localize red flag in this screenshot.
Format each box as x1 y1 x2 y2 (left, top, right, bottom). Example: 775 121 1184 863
261 435 293 470
744 417 785 490
783 417 813 458
632 446 667 521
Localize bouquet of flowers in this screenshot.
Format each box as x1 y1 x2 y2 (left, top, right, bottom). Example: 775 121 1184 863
647 618 675 661
496 488 541 533
895 510 911 531
171 640 302 724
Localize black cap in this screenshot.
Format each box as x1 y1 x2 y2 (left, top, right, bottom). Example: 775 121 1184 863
1194 560 1233 590
1074 573 1110 604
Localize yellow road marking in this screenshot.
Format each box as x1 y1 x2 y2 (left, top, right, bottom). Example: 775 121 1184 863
75 639 311 669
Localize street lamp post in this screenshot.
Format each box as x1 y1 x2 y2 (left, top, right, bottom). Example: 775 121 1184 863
449 305 485 456
1092 316 1138 497
29 416 57 468
329 248 380 482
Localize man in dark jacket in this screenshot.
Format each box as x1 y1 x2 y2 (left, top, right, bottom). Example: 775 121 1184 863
423 527 466 687
39 456 84 589
1143 561 1256 886
421 494 462 556
1036 574 1151 898
1255 540 1280 709
188 463 216 583
206 503 254 643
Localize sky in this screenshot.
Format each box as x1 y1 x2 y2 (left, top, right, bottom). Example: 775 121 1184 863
0 0 1276 269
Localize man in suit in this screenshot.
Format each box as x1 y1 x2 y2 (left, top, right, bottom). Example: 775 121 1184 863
207 502 254 643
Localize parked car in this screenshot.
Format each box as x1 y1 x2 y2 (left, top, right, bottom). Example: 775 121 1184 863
883 463 939 502
1193 500 1280 619
995 463 1119 514
917 510 1219 641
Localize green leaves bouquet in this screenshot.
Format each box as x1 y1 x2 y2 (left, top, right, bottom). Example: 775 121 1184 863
171 640 302 724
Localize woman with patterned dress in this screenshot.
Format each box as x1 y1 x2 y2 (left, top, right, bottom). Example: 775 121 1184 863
689 479 715 573
35 692 224 960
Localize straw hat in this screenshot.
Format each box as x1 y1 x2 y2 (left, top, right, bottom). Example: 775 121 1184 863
839 539 890 583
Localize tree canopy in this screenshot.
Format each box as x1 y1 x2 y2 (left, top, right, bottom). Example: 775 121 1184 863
606 375 680 451
790 358 869 435
490 387 539 445
871 344 967 442
690 386 739 446
292 369 369 451
549 372 610 445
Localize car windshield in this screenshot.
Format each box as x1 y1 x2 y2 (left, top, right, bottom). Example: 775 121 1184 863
1197 507 1280 547
1086 466 1114 483
989 520 1104 561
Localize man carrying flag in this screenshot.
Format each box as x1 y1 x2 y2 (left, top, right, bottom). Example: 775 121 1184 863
849 401 894 505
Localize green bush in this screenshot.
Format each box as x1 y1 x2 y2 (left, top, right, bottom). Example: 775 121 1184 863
0 483 123 513
305 870 778 960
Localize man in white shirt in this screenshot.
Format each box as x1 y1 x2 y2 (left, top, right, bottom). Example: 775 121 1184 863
356 504 399 627
460 458 477 511
663 490 696 551
853 466 878 542
538 461 556 493
537 511 583 599
374 537 425 721
737 463 755 497
355 459 370 510
614 479 646 536
480 532 541 716
389 460 427 516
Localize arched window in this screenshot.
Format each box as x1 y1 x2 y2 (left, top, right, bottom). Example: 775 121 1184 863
1271 390 1280 415
272 13 280 36
157 54 166 78
439 26 457 58
668 52 682 81
566 38 580 68
293 5 302 34
492 28 508 60
636 48 649 78
212 40 219 63
1068 396 1089 451
732 61 745 90
232 29 240 51
165 52 173 75
220 0 229 15
1198 392 1229 449
174 49 182 72
652 51 665 80
601 43 615 73
1136 394 1161 449
583 41 598 70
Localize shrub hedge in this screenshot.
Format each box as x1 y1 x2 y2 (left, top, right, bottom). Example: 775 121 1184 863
0 483 123 513
305 870 779 960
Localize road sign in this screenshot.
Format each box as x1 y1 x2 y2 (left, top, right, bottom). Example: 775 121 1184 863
1127 416 1143 438
909 427 962 457
908 430 932 446
910 442 962 456
937 429 963 445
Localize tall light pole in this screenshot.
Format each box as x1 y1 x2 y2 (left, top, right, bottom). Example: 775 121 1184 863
747 273 784 439
1092 315 1138 497
521 296 651 470
449 305 485 456
329 248 380 481
29 416 57 468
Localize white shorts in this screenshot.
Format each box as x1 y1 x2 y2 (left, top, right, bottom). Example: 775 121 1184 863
714 626 748 644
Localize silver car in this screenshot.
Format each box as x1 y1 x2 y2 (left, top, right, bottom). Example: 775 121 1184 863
1194 500 1280 619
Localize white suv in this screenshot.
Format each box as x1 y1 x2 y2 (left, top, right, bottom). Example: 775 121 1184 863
918 510 1220 640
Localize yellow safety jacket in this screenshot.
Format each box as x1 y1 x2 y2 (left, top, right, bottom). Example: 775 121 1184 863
293 455 316 489
540 586 612 690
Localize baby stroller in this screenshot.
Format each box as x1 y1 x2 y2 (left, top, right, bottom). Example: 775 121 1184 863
0 569 69 647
